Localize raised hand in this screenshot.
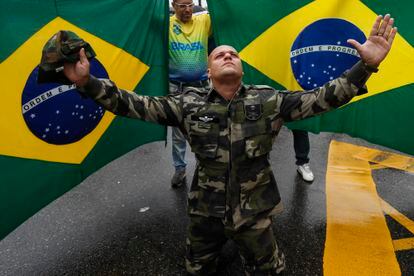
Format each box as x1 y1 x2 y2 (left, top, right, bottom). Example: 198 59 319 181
347 14 397 68
63 48 90 87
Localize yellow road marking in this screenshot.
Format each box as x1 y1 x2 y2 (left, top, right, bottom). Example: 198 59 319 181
324 140 400 275
380 198 414 252
370 163 388 170
392 238 414 251
354 148 414 173
381 199 414 234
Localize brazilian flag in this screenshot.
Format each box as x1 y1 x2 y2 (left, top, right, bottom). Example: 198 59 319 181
0 0 168 239
208 0 414 155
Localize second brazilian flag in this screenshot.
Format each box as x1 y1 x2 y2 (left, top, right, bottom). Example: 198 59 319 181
208 0 414 156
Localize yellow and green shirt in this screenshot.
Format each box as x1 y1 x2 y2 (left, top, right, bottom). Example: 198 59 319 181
169 12 212 82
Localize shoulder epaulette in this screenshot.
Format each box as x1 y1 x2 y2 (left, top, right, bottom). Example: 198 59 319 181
247 84 274 91
253 84 274 90
183 86 209 95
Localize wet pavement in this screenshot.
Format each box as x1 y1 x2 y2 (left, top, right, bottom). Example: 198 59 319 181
0 127 413 275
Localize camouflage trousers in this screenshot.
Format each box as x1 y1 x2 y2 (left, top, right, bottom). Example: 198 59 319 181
186 214 285 275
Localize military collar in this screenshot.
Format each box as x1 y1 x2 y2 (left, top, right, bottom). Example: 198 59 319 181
206 83 247 103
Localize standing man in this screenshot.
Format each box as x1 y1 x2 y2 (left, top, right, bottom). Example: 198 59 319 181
62 14 396 275
169 0 212 188
293 129 314 182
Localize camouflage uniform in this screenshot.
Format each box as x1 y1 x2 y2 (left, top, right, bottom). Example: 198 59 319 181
78 61 370 275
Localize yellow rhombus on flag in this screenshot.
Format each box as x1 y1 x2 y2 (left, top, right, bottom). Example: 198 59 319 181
240 0 414 104
0 17 149 164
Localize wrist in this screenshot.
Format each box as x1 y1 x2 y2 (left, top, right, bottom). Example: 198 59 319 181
76 75 90 88
362 62 379 73
346 61 371 92
77 75 103 99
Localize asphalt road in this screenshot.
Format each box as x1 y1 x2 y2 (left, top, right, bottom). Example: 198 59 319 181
0 127 413 275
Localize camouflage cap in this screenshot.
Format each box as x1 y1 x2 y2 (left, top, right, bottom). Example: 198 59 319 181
37 30 96 84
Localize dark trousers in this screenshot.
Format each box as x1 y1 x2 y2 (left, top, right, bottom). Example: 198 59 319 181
292 129 310 165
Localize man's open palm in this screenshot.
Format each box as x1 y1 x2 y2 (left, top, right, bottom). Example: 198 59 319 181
347 14 397 68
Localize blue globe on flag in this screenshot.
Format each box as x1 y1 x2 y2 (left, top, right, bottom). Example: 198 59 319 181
21 58 108 145
290 18 366 90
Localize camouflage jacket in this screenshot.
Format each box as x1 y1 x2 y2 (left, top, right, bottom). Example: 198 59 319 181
80 61 370 225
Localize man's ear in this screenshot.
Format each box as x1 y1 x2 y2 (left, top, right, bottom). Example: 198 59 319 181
207 68 211 79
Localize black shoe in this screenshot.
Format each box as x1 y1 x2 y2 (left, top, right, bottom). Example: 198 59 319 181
171 170 186 188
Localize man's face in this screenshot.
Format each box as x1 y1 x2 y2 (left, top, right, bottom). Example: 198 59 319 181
173 0 194 23
208 45 243 82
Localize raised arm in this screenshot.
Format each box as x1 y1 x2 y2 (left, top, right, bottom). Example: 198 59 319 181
279 14 397 121
63 49 183 126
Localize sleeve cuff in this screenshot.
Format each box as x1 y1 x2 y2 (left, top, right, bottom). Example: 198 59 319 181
346 61 374 95
78 75 102 99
